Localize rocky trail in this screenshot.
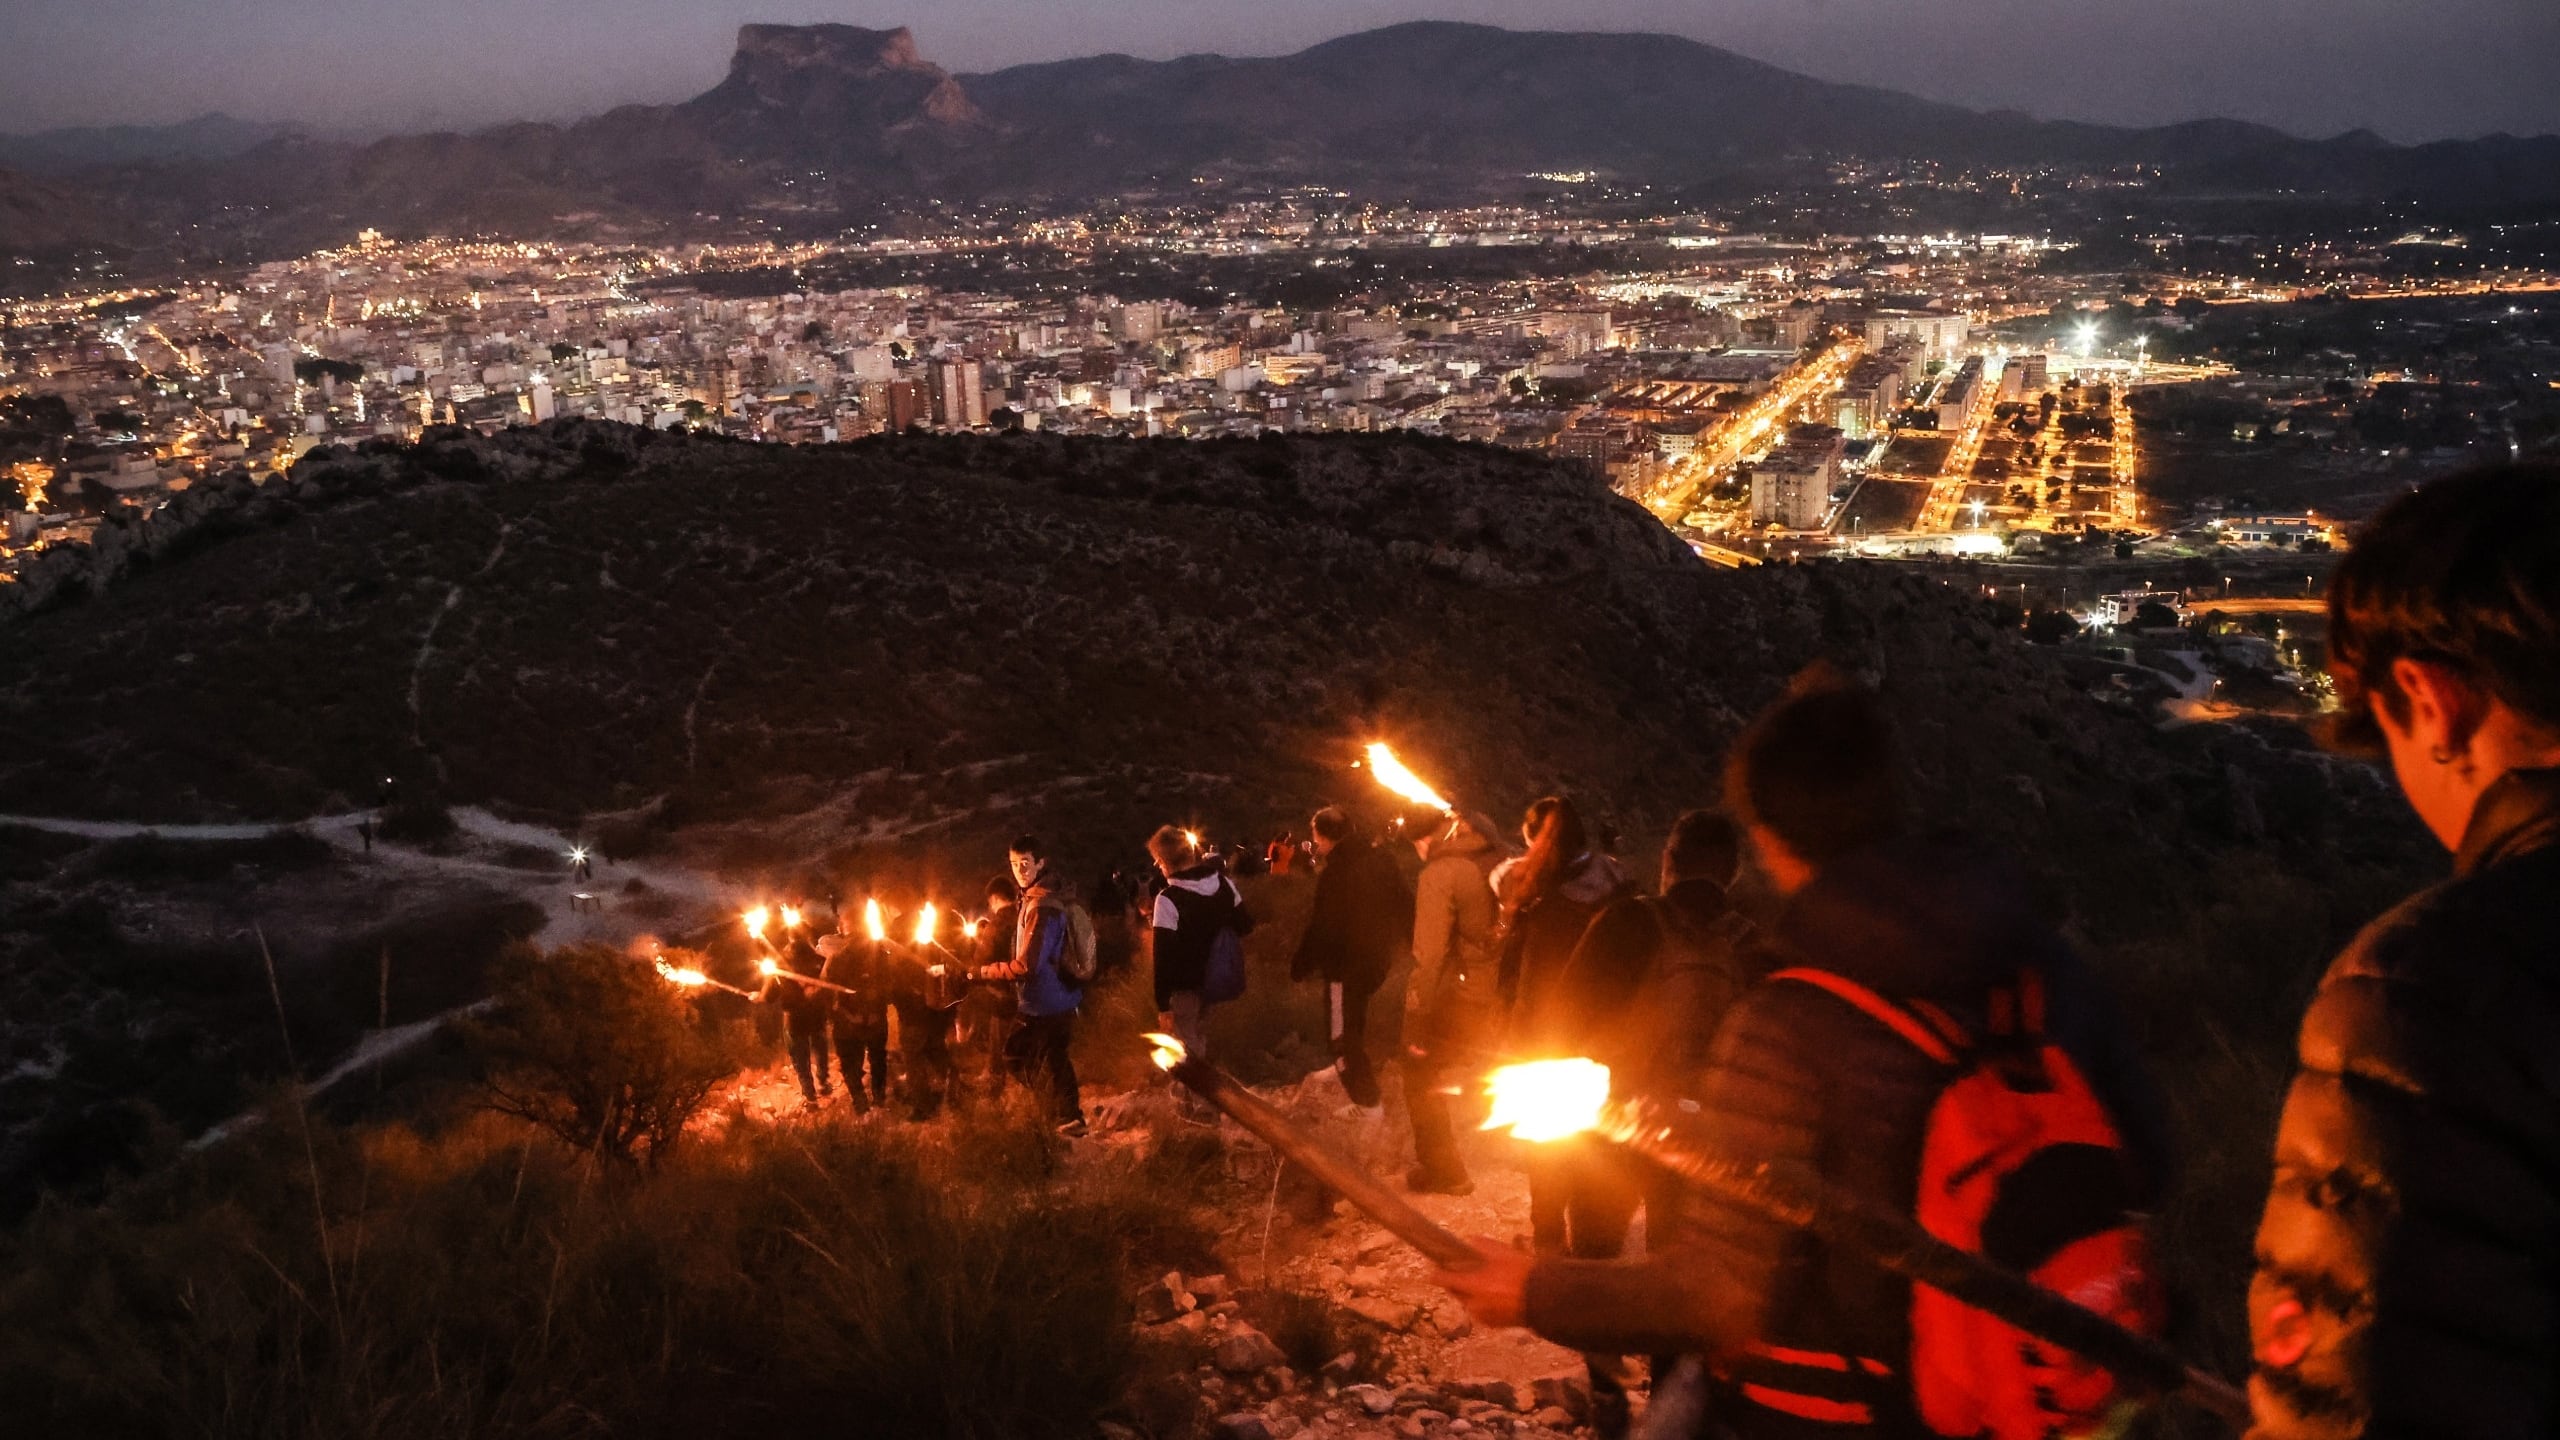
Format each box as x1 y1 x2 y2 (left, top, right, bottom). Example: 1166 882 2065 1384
708 1060 1622 1440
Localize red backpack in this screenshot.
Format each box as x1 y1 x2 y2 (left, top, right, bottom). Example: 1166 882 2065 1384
1771 966 2165 1440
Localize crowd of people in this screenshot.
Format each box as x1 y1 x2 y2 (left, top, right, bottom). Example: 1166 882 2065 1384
731 463 2560 1440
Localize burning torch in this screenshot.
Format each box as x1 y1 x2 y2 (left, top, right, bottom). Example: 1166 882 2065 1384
655 956 754 999
756 956 857 996
1362 741 1456 817
1148 1033 1480 1269
1478 1060 2248 1427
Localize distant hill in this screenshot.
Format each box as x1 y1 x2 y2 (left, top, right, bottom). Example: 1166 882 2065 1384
0 113 296 176
7 21 2556 256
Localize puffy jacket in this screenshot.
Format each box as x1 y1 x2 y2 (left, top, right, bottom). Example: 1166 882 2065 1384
1524 836 2164 1438
1290 838 1413 992
2249 767 2560 1440
978 868 1082 1018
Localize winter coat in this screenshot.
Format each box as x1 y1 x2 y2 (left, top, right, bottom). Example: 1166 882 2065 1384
817 934 887 1027
1151 858 1249 1010
1522 836 2164 1437
1556 877 1758 1103
761 933 834 1020
1290 839 1413 993
1410 829 1505 1050
977 868 1082 1018
2249 767 2560 1440
1492 850 1632 1053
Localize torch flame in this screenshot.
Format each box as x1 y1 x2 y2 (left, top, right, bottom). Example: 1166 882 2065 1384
1363 742 1455 816
1481 1058 1613 1143
864 897 887 944
654 958 710 988
911 901 938 947
757 957 780 977
780 905 804 930
1144 1031 1188 1072
742 905 770 939
1183 829 1201 850
962 918 981 940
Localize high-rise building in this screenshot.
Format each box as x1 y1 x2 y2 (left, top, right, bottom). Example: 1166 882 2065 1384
1751 429 1846 530
931 359 986 430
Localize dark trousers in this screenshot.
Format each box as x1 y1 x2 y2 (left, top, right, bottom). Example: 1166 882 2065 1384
785 1011 833 1101
1529 1141 1650 1431
893 998 958 1120
833 1008 891 1107
1004 1011 1082 1124
1327 979 1382 1107
1403 990 1491 1182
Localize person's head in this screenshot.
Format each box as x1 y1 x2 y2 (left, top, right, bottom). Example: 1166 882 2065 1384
1007 834 1046 888
1423 809 1499 860
2328 463 2560 850
983 873 1019 913
1661 808 1743 892
1310 806 1354 857
1503 794 1591 921
1146 824 1199 875
1724 664 1906 895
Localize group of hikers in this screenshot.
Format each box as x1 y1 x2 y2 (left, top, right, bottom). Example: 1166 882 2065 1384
748 463 2560 1440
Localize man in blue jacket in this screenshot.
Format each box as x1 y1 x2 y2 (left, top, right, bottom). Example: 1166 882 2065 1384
973 834 1087 1135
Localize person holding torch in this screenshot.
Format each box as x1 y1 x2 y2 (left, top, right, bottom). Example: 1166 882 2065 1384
1437 670 2169 1440
753 904 837 1108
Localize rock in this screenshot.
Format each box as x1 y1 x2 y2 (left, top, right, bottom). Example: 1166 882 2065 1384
1320 1350 1361 1382
1532 1372 1592 1420
1392 1384 1446 1411
1215 1413 1273 1440
1270 1366 1299 1393
1450 1379 1520 1410
1164 1310 1213 1341
1414 1410 1450 1427
1345 1384 1396 1416
1135 1276 1197 1323
1428 1300 1474 1338
1191 1273 1233 1304
1395 1419 1429 1440
1207 1300 1242 1316
1449 1423 1472 1435
1343 1265 1389 1291
1215 1325 1291 1375
1531 1407 1573 1429
1357 1232 1398 1261
1344 1296 1419 1331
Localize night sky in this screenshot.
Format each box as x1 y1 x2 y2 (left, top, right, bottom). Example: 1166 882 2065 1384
3 0 2555 144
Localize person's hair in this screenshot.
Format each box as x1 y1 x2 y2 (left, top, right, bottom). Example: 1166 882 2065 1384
1724 664 1906 870
1146 824 1199 870
2327 462 2560 754
983 873 1018 905
1663 809 1742 886
1310 807 1355 844
1502 794 1591 925
1007 834 1043 859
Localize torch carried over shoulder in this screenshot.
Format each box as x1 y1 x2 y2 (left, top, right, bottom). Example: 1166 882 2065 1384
1481 1060 2249 1429
1148 1034 1481 1270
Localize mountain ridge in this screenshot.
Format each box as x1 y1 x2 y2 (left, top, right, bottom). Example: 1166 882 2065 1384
2 20 2555 262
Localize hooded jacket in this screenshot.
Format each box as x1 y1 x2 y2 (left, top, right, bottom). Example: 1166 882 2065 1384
2249 767 2560 1440
1290 838 1413 992
1557 876 1758 1103
1493 849 1632 1052
1522 836 2163 1437
1412 826 1504 1026
1151 858 1246 1009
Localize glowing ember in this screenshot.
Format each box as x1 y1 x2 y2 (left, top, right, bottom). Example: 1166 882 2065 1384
864 898 887 944
742 905 770 939
1183 829 1201 849
780 905 804 930
654 958 710 987
911 901 938 947
757 957 780 977
1482 1058 1613 1143
1362 742 1455 816
962 919 981 941
1144 1031 1188 1071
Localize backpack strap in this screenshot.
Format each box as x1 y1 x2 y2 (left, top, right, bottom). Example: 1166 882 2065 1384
1768 967 1969 1066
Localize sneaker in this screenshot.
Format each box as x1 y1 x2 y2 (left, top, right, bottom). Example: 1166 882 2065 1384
1405 1165 1475 1197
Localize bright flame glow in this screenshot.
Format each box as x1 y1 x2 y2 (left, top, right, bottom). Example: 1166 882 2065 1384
911 901 938 947
757 957 780 977
780 905 804 930
963 919 981 940
1482 1059 1613 1143
655 958 710 987
742 906 770 939
864 898 887 944
1183 829 1201 850
1362 742 1455 815
1144 1031 1187 1071
568 847 588 864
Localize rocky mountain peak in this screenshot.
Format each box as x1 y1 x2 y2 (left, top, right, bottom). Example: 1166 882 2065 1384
707 23 987 131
